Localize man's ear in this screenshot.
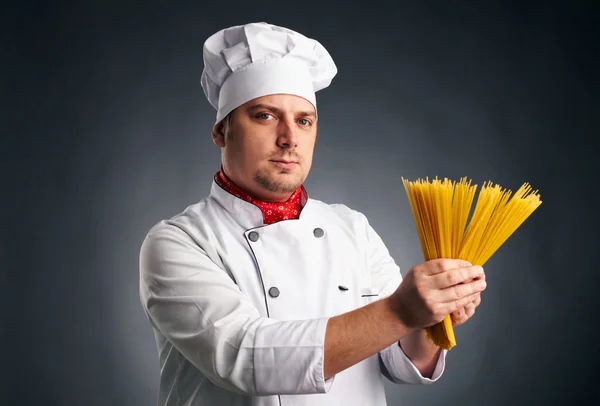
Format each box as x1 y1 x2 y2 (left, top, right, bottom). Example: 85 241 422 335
211 120 226 147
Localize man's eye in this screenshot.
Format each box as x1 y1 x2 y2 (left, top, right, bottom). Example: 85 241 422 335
257 113 272 120
298 119 310 126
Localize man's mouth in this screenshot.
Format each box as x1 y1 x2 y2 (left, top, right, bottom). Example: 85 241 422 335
270 160 298 169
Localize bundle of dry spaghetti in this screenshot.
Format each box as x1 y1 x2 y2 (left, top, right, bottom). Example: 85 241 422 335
401 176 542 350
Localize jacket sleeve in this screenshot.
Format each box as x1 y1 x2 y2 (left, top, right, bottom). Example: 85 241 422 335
139 223 334 396
362 213 447 384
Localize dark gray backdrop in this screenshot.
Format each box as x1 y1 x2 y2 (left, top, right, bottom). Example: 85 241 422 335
5 1 598 405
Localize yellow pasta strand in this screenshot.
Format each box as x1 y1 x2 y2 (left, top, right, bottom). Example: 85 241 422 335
401 176 542 350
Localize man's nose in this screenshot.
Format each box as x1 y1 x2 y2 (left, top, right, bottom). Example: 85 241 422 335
277 119 298 148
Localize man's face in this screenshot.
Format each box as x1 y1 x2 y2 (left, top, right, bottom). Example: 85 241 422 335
212 94 318 202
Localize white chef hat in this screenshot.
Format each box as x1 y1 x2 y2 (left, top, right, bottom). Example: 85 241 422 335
200 22 338 125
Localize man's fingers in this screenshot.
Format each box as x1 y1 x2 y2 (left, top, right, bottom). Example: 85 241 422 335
467 272 486 283
432 265 484 289
451 292 481 312
422 258 472 275
465 303 476 317
439 278 486 302
450 294 481 326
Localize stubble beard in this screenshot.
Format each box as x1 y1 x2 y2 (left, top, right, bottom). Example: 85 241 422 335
254 169 303 195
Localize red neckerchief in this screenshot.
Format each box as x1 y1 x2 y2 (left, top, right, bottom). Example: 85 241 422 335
214 167 304 224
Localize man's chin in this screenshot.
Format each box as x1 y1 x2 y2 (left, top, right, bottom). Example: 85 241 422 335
255 173 303 194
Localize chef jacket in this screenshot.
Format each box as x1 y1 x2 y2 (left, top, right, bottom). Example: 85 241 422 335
139 180 447 405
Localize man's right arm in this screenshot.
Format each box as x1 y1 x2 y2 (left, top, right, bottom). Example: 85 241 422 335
323 296 415 379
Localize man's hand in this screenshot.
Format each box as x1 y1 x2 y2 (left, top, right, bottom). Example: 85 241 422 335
450 269 486 327
389 258 487 330
323 258 487 379
450 287 483 327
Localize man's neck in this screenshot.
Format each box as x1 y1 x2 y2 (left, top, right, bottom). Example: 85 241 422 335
217 167 296 203
213 167 305 224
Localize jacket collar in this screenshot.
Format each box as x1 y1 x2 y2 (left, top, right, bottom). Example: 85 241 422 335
209 180 313 229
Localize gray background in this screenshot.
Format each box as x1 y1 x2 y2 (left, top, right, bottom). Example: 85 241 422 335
4 1 599 405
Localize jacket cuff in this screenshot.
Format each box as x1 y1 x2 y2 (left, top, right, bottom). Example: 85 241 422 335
379 342 446 384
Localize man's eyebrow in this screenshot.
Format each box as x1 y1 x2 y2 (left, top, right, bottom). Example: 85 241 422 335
247 104 316 117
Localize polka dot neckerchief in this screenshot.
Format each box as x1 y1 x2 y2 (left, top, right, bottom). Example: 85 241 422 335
214 167 304 225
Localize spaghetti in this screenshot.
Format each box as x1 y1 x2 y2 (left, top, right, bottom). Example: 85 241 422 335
401 177 542 350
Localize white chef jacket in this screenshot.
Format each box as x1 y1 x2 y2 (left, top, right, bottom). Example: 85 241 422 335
139 180 447 406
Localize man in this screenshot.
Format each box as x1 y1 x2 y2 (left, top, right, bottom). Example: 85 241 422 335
139 22 486 406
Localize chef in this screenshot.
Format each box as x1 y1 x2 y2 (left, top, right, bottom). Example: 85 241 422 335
139 22 487 406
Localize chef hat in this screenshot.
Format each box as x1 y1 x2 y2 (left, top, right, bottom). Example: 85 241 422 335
200 22 338 125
